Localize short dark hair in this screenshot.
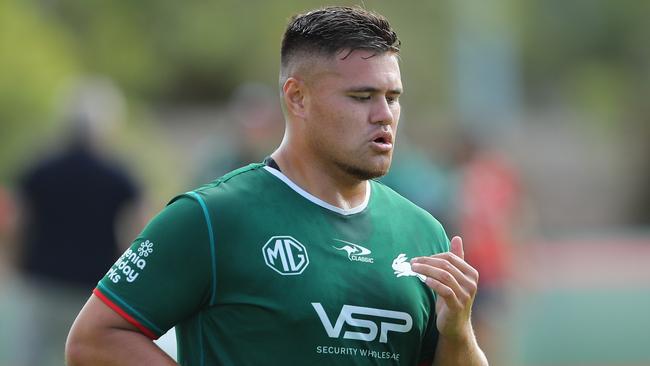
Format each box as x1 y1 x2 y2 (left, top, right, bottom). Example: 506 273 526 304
281 6 400 67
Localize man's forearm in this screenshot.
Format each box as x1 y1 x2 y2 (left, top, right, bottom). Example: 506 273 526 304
431 332 489 366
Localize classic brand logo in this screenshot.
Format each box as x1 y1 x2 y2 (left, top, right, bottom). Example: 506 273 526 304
263 236 309 275
312 303 412 343
333 239 374 263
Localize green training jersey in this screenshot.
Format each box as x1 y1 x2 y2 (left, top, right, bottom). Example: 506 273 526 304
95 163 450 365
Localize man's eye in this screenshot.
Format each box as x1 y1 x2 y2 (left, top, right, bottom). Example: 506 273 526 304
386 95 399 104
350 95 371 101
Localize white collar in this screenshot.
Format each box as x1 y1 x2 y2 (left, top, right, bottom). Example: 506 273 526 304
263 166 370 216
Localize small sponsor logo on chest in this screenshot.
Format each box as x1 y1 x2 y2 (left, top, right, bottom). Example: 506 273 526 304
332 239 374 264
262 236 310 275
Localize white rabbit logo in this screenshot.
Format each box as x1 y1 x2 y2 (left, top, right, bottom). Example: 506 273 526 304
392 254 426 282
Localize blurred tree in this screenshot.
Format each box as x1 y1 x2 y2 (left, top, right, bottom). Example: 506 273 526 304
0 0 79 179
519 0 650 133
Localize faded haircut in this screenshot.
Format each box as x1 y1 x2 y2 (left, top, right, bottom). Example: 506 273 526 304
280 6 400 83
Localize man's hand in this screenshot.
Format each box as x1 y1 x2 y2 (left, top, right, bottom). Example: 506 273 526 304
411 236 488 365
411 236 477 340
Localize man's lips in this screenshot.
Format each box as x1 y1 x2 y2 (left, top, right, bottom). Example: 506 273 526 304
370 131 394 151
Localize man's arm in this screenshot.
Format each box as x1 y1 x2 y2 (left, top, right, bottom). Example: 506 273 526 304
411 236 489 366
66 294 177 366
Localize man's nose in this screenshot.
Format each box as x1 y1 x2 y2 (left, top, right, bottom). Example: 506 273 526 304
370 98 395 125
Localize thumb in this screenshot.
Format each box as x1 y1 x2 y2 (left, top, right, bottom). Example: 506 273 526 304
450 236 464 259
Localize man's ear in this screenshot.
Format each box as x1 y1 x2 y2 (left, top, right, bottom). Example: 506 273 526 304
282 77 307 119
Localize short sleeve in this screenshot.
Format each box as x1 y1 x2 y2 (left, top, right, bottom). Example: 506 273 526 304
94 195 212 339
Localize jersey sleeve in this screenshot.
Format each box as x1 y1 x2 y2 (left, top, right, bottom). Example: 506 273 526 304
94 195 213 339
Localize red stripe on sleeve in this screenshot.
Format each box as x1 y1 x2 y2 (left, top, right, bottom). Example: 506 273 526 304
93 288 159 340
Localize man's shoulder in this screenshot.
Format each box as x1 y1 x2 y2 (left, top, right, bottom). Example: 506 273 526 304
169 163 271 206
198 163 268 191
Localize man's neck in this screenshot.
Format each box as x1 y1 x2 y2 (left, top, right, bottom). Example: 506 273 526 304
270 149 368 211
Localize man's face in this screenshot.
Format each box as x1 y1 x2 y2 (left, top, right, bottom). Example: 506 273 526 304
302 50 402 181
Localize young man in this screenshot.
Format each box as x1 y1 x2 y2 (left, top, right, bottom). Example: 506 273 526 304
66 6 488 366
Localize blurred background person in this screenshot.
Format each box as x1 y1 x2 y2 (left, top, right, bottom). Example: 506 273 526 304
9 77 146 366
451 131 521 364
453 131 519 302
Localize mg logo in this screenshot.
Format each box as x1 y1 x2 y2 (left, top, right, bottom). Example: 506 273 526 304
312 303 412 343
262 236 309 275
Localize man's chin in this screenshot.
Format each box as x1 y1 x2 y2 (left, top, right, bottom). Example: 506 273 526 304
338 161 391 181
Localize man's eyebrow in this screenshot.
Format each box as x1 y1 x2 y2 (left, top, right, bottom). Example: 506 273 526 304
346 86 403 94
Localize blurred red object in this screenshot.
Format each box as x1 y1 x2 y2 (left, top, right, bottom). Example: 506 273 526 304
459 151 519 286
0 185 15 235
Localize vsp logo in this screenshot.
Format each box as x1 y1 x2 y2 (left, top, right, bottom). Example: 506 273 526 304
312 303 412 343
263 236 309 275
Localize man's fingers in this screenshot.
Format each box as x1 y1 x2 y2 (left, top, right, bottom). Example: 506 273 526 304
450 236 464 260
423 277 462 310
411 257 477 305
412 257 474 290
411 262 466 300
416 251 478 279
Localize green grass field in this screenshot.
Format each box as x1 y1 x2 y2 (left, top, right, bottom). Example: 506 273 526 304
507 238 650 366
